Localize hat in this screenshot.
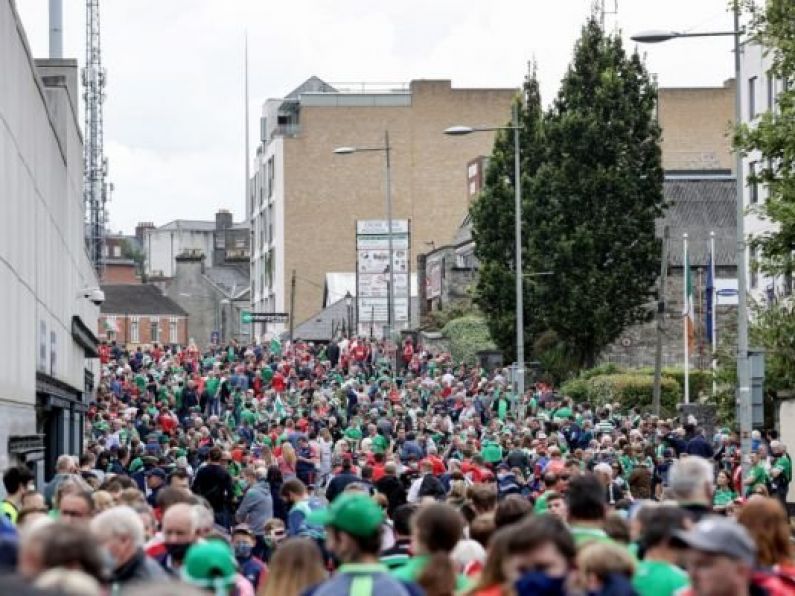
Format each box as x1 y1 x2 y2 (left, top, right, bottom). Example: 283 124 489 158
181 540 237 590
672 517 756 565
307 492 384 537
145 467 167 479
232 523 255 537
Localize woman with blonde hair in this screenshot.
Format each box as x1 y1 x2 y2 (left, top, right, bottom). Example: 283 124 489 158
279 442 297 480
258 537 326 596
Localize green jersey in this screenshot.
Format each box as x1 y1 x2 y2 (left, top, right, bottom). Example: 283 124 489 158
745 463 768 495
773 454 792 483
371 434 389 454
481 441 503 464
205 377 221 397
713 487 736 508
632 560 690 596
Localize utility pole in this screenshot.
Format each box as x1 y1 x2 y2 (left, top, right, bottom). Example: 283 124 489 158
652 226 669 415
289 269 296 345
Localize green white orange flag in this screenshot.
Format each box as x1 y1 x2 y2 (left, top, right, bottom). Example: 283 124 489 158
684 250 695 352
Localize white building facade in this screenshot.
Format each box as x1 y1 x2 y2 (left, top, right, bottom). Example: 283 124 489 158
249 133 286 338
143 220 216 278
1 1 100 479
740 42 792 302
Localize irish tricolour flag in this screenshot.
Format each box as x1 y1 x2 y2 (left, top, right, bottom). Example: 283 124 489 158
684 251 695 351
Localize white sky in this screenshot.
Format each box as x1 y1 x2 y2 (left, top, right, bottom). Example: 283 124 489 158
16 0 736 234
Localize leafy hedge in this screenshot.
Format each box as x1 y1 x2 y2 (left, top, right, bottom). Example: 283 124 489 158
441 316 497 365
561 367 700 415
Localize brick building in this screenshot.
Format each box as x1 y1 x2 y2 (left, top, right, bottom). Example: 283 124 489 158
99 285 188 346
103 233 140 284
249 77 516 338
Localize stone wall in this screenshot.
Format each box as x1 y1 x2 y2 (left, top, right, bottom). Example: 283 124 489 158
600 265 737 368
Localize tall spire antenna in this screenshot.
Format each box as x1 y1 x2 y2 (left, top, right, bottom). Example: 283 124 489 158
83 0 109 280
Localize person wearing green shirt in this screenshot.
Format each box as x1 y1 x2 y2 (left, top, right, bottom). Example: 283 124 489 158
371 433 389 455
712 470 736 512
260 366 274 384
480 437 503 464
770 441 792 503
744 450 768 496
631 506 690 596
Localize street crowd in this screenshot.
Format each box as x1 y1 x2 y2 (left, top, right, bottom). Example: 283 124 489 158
1 335 794 596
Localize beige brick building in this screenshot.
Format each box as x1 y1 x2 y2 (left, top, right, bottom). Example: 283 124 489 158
657 80 735 173
249 78 516 336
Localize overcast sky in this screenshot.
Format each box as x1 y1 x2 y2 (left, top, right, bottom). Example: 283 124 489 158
17 0 736 234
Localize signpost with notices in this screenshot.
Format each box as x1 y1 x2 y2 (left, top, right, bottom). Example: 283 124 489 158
356 220 410 338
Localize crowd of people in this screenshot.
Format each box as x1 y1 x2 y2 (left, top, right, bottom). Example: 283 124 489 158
1 335 794 596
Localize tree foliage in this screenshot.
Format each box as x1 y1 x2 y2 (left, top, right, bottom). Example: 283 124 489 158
735 0 795 279
440 316 497 365
470 64 545 361
471 15 665 371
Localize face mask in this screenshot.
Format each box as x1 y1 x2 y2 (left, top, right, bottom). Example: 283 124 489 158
166 541 191 562
234 543 253 559
101 547 118 572
514 572 566 596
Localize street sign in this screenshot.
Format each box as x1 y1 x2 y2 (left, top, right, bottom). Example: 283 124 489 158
242 312 289 324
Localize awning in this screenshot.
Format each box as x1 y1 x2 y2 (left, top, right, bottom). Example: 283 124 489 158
72 315 99 357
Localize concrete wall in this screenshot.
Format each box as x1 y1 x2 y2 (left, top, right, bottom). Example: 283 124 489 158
0 0 99 469
280 80 515 325
777 398 795 503
419 245 476 320
144 227 214 278
658 82 735 172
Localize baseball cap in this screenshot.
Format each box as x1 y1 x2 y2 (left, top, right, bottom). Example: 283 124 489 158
672 517 756 565
145 467 166 479
181 540 237 590
307 492 384 537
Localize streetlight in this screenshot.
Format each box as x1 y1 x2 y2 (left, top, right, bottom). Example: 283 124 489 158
344 290 354 338
444 103 526 400
632 3 753 469
334 132 396 369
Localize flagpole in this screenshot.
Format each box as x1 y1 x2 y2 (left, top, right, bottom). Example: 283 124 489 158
710 231 717 397
683 233 690 404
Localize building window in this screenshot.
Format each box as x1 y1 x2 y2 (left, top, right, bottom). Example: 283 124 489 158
748 76 757 119
750 246 758 289
169 317 178 343
749 161 759 204
113 245 121 257
105 316 116 340
131 317 140 343
767 73 775 111
267 156 275 198
150 318 159 343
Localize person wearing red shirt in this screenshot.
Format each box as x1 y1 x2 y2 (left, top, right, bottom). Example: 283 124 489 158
424 449 447 477
271 369 286 394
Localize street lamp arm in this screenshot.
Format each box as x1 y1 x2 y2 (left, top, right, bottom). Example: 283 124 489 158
444 125 518 136
631 29 740 43
333 145 388 154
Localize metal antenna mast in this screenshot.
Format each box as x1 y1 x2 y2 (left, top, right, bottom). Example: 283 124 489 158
83 0 109 280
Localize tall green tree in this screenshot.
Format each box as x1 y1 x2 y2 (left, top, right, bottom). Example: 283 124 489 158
469 66 545 361
735 0 795 281
528 17 664 368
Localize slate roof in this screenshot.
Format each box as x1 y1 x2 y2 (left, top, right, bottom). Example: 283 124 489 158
661 177 736 267
291 298 351 342
205 266 249 297
157 220 216 232
450 176 737 268
100 284 188 316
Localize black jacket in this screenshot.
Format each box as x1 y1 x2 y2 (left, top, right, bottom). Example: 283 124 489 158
112 549 168 585
375 475 407 516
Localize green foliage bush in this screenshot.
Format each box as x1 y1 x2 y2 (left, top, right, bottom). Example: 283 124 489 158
441 316 497 365
561 368 682 415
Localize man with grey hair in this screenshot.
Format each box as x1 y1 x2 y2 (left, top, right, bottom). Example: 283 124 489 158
769 440 792 506
43 455 76 507
669 456 714 521
235 466 273 554
91 506 167 586
157 502 200 574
